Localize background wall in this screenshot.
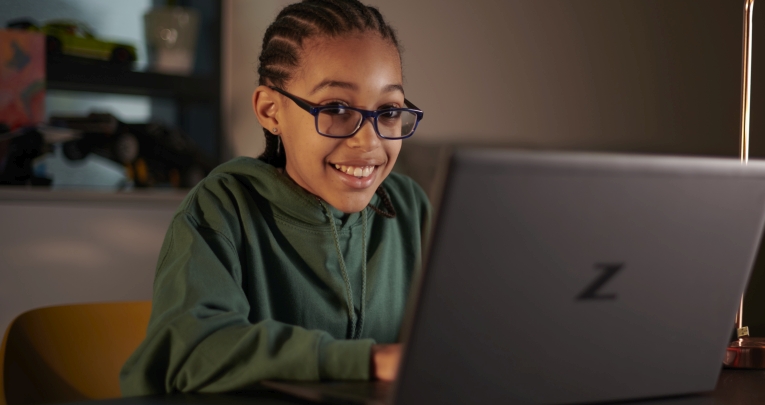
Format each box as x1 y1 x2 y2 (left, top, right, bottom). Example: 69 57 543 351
221 0 287 159
222 0 757 158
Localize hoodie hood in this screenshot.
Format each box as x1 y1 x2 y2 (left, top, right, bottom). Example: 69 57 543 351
210 156 380 229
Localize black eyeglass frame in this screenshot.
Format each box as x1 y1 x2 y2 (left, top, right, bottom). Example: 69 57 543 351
269 86 424 139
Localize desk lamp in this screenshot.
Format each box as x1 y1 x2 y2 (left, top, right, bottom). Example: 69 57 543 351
723 0 764 369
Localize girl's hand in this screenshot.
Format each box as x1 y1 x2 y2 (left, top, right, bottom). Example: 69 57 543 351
371 343 401 381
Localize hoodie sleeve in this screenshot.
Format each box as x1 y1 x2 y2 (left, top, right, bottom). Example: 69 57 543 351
119 211 375 395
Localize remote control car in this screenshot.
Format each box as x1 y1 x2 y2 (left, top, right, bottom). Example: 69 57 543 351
6 18 137 64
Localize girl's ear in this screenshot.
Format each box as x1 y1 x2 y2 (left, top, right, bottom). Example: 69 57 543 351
252 85 280 130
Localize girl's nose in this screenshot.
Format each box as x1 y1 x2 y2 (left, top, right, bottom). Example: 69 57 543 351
347 117 381 151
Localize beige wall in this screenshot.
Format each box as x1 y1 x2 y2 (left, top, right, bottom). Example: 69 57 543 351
221 0 290 160
222 0 753 159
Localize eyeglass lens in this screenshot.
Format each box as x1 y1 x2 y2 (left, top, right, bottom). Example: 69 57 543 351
317 107 418 138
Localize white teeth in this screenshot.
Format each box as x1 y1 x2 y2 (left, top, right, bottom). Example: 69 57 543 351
331 164 376 178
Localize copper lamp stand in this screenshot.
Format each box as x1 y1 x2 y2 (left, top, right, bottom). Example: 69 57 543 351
722 0 765 369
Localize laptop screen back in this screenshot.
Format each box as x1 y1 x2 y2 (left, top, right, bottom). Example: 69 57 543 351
395 149 765 405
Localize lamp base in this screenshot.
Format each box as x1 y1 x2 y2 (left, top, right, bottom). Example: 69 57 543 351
724 337 765 368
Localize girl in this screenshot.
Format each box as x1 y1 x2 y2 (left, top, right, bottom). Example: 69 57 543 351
121 0 429 394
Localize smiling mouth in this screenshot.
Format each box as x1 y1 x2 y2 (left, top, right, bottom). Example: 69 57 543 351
332 164 376 178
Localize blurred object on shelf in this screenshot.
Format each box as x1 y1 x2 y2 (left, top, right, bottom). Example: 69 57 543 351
35 124 82 144
6 18 137 65
144 6 199 75
49 112 212 188
0 125 51 186
0 28 45 130
34 143 131 191
6 20 38 31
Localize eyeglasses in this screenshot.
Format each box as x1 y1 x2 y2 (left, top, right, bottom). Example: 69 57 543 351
270 86 424 139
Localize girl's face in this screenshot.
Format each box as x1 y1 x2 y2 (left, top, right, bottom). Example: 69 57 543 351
254 33 404 213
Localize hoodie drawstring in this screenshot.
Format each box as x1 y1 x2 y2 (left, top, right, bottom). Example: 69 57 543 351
321 202 368 340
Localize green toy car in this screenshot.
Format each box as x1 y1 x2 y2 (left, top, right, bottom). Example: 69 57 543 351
7 19 137 64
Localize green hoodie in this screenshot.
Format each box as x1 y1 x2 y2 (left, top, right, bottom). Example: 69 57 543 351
120 157 431 395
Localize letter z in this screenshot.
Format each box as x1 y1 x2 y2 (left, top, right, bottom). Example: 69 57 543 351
576 263 623 300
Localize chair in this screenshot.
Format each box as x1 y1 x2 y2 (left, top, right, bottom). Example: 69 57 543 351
0 301 152 405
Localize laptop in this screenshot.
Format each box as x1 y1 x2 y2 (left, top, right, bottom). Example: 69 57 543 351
263 148 765 405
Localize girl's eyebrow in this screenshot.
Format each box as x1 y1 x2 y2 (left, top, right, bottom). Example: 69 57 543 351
308 80 404 96
383 84 405 94
310 80 356 95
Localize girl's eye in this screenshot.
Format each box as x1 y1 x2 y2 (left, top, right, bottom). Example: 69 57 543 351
321 105 350 116
380 110 401 119
320 101 350 114
378 104 402 118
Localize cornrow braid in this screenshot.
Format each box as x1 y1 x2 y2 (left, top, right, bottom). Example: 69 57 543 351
256 0 401 169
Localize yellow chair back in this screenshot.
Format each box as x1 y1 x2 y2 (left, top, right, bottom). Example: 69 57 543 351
0 301 152 405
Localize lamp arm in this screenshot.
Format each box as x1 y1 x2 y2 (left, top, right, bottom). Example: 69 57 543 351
737 0 755 336
741 0 755 164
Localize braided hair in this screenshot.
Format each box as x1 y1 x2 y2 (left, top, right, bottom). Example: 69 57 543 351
256 0 401 168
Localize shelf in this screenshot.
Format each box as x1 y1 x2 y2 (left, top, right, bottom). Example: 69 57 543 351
0 186 188 208
45 56 219 102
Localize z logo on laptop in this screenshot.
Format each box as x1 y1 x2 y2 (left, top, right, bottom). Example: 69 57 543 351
577 263 624 301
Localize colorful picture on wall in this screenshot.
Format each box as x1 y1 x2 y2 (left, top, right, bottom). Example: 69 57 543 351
0 29 45 130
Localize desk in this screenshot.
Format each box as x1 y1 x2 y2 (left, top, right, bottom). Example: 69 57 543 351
709 369 765 404
60 369 765 405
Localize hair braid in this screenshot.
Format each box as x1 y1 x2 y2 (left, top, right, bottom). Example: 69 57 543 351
257 0 401 171
368 186 397 218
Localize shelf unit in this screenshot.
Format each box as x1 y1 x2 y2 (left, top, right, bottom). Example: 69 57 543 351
43 0 222 162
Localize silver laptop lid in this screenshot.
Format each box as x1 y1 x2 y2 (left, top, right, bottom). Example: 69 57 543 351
395 149 765 405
